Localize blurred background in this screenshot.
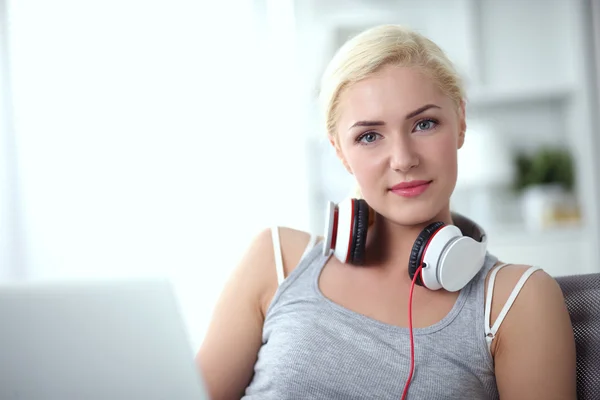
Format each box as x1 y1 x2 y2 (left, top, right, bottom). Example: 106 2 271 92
1 0 599 352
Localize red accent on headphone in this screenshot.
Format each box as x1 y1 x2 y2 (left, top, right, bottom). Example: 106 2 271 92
330 208 339 252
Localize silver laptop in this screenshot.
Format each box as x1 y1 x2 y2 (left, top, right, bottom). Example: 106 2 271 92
0 278 210 400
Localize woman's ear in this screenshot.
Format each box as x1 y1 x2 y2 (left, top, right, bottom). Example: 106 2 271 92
329 134 353 174
457 100 466 149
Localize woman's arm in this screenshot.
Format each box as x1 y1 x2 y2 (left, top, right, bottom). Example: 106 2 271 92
195 228 275 400
195 227 312 400
489 265 577 399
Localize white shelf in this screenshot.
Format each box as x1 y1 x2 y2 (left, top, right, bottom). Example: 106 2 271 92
486 223 584 245
484 223 594 276
467 84 573 108
318 0 402 28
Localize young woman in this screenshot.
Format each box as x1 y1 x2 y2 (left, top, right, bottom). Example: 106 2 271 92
196 25 577 400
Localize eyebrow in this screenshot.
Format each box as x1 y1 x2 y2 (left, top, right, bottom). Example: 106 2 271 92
348 104 441 130
405 104 441 119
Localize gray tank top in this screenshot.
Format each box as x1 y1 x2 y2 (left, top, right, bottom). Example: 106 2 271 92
243 239 504 399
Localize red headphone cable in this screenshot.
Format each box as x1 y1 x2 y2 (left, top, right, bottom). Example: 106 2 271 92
401 263 422 400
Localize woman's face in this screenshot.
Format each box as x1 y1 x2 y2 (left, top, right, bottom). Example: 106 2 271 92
333 64 466 226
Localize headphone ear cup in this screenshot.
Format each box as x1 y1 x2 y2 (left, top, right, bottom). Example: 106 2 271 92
408 221 445 286
323 201 336 256
349 199 369 265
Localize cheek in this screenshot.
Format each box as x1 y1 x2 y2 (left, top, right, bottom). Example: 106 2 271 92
432 146 459 185
345 147 386 177
430 135 458 165
345 151 388 197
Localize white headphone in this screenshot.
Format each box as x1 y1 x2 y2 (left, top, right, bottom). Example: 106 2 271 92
323 198 488 292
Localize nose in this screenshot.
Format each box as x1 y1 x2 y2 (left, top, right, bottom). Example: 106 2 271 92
389 136 419 172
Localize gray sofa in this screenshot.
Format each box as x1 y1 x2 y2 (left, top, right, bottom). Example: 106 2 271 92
556 272 600 399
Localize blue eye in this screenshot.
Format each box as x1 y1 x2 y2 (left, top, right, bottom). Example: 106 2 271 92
414 119 438 132
357 132 381 144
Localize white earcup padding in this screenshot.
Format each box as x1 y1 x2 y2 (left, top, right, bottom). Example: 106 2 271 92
333 198 353 263
323 201 336 256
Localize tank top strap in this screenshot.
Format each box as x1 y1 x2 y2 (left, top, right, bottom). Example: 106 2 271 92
484 263 542 351
266 238 328 317
271 227 320 286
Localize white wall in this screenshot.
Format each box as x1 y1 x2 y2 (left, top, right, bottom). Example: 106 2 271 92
0 0 10 279
3 0 309 349
0 0 23 281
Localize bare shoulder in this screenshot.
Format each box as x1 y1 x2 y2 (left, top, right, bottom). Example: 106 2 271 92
486 262 553 286
206 226 313 319
486 262 577 399
277 226 319 275
485 263 567 350
485 263 557 309
196 226 316 400
255 226 316 314
230 227 311 286
485 264 563 325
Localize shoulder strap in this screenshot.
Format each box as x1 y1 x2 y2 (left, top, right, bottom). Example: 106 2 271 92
271 226 284 286
485 264 542 351
271 227 318 286
300 233 318 260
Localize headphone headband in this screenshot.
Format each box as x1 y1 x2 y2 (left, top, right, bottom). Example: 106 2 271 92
450 212 487 245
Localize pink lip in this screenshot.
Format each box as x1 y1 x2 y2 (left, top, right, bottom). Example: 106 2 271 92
390 180 432 197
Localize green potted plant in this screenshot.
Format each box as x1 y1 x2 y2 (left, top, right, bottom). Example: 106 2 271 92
514 147 574 193
513 147 576 230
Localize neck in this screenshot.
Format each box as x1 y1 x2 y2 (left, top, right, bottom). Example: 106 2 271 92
364 206 454 272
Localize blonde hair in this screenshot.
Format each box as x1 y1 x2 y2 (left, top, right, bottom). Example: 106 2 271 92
319 24 466 140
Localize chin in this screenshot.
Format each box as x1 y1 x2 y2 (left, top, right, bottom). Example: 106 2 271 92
382 194 449 227
386 208 438 227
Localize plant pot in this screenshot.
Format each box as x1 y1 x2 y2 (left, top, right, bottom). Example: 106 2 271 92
520 184 567 230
